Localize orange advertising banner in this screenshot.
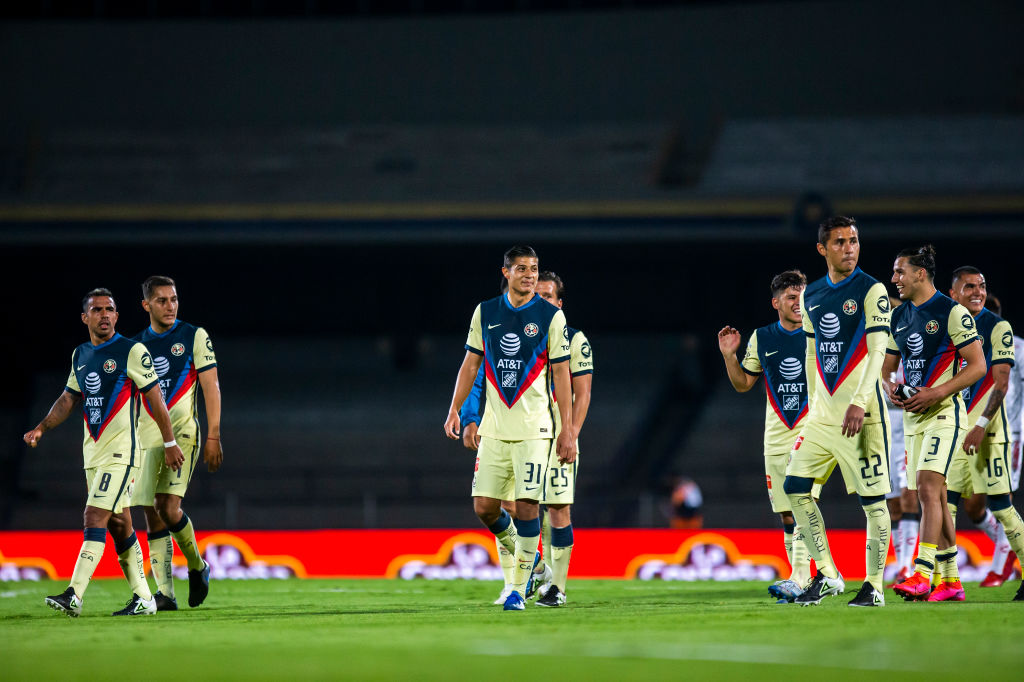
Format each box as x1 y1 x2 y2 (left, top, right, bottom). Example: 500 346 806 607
0 528 1009 582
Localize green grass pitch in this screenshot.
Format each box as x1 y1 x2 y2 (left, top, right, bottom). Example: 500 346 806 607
3 578 1023 680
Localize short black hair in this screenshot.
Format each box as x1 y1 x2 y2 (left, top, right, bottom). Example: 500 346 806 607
82 287 115 312
818 216 857 245
538 271 565 300
142 275 176 300
950 265 982 290
503 245 538 270
897 244 937 281
770 270 807 298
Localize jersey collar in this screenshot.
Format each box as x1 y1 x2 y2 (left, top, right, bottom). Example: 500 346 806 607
909 290 941 311
502 293 538 311
825 266 862 289
91 332 122 349
148 319 181 337
775 321 802 335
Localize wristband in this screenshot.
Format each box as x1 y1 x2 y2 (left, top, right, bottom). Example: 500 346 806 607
164 440 178 448
974 416 990 430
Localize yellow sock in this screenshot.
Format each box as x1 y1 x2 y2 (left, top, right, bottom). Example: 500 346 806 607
790 525 812 587
550 525 574 593
915 542 938 580
936 546 959 582
149 530 175 598
169 513 205 571
863 500 891 592
487 510 518 554
992 504 1024 566
495 537 515 585
116 533 153 600
512 533 540 597
788 493 839 578
69 528 106 599
541 508 552 568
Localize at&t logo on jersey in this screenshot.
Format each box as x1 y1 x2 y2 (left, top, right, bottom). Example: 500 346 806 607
499 333 521 356
171 342 185 356
84 372 102 395
102 359 117 373
778 357 802 381
818 313 841 339
842 299 858 315
776 358 805 410
907 333 925 356
154 356 170 377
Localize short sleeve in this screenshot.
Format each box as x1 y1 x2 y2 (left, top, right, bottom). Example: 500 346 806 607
548 309 570 364
864 283 892 334
570 331 593 376
886 327 901 355
801 291 814 337
948 305 980 350
194 327 218 372
465 304 483 355
65 351 81 395
991 320 1016 367
740 332 762 375
128 343 159 392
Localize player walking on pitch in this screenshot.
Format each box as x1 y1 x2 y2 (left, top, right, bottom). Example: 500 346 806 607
944 267 1024 600
25 289 184 617
132 276 221 609
718 270 824 603
885 247 986 602
444 246 576 611
782 217 893 607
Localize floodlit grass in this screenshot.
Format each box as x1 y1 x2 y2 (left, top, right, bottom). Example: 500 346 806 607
2 578 1023 680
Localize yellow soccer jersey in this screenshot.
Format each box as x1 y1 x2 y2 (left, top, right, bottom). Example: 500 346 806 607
135 322 218 448
801 269 892 427
65 334 158 469
465 293 570 441
887 292 979 436
962 309 1015 442
741 322 809 455
551 327 593 437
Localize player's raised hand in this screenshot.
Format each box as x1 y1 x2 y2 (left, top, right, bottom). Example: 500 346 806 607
462 422 480 451
23 428 43 448
717 326 742 356
164 443 185 471
841 404 865 437
443 410 461 440
204 437 223 472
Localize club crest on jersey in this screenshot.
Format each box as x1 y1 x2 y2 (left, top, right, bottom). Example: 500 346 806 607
925 320 939 334
842 299 858 315
171 342 186 356
524 323 539 337
102 359 117 373
877 296 891 313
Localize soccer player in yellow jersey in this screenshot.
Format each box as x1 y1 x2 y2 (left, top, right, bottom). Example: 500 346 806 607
782 217 894 607
444 246 576 611
719 270 824 603
132 276 222 610
946 267 1024 601
24 288 184 617
884 246 986 602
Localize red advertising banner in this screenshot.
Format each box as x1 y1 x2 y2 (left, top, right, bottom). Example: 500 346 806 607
0 528 1011 582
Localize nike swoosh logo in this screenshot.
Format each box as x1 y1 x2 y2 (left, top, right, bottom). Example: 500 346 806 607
77 365 86 371
922 458 937 464
807 305 820 311
554 490 568 496
865 481 878 487
988 481 999 487
896 326 909 333
765 351 779 357
92 494 106 498
524 486 540 492
488 324 501 329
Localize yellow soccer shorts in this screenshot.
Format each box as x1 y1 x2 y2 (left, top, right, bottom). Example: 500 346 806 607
472 436 552 502
85 463 137 513
766 452 826 512
131 441 200 506
542 445 578 506
905 424 965 491
948 438 1012 497
786 420 892 496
